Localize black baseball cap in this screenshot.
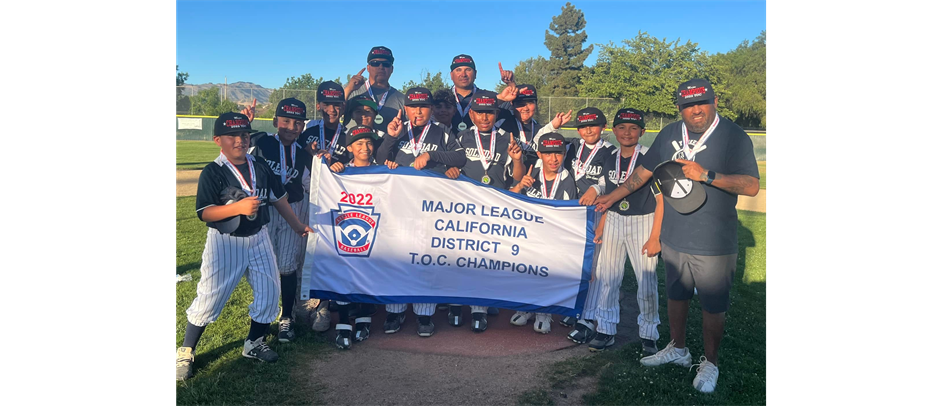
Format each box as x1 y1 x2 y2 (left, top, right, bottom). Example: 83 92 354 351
214 112 254 136
653 161 706 214
613 108 645 128
404 87 433 106
516 84 537 101
317 81 345 103
450 54 476 71
676 78 715 107
575 107 606 127
367 46 394 63
470 90 500 112
275 98 307 120
346 125 380 146
211 187 247 234
538 132 567 153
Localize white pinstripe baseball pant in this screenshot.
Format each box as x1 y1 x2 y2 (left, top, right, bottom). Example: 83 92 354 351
583 211 660 339
385 303 436 316
267 200 307 275
185 226 282 326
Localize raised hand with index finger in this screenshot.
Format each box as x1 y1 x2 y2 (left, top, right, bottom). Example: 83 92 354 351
241 98 257 122
498 62 515 84
386 108 403 137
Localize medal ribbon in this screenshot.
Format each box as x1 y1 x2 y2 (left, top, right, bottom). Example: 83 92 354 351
574 140 601 178
681 113 720 160
516 118 536 147
473 127 497 175
407 121 431 157
366 82 389 111
319 122 344 156
272 133 298 185
219 152 256 196
453 85 479 118
615 147 640 185
540 166 562 200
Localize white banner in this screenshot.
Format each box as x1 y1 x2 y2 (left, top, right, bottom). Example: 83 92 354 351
300 160 596 317
177 117 203 130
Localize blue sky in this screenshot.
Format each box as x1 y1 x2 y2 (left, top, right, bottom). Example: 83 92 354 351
177 0 766 91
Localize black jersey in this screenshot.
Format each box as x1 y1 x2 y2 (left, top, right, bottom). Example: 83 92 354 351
514 165 578 200
456 126 517 189
300 120 349 165
249 132 312 203
563 138 616 197
597 146 655 216
196 154 287 237
380 121 467 175
498 115 543 171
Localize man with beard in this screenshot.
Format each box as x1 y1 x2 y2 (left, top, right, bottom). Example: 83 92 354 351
343 46 405 135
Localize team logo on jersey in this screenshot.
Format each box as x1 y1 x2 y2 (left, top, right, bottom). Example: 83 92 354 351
670 139 707 161
331 204 381 257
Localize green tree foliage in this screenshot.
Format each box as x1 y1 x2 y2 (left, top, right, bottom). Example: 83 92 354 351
401 69 451 94
176 65 191 114
262 74 341 119
504 56 551 94
579 32 716 121
543 2 593 96
712 31 766 128
189 86 241 116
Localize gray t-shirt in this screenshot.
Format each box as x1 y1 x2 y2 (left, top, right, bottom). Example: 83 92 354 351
346 82 405 135
638 115 759 256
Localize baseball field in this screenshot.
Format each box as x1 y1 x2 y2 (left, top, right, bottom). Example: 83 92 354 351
175 140 767 404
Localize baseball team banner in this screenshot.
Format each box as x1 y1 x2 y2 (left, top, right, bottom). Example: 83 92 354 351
300 159 596 317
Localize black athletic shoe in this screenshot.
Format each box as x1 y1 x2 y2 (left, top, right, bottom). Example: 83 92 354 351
354 317 371 342
417 316 435 337
588 333 615 352
243 337 279 362
560 316 576 327
335 324 353 350
277 318 296 343
567 322 597 344
448 306 463 327
383 312 405 334
472 312 488 333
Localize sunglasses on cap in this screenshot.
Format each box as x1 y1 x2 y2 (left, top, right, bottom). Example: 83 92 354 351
369 60 392 68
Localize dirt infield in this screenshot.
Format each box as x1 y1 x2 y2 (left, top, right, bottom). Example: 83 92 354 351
175 169 766 212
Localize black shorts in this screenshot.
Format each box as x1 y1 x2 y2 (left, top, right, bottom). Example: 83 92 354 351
662 244 737 314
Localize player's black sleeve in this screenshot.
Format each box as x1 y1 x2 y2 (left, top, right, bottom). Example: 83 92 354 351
561 173 578 200
259 161 287 202
195 165 225 222
376 131 403 164
428 133 468 168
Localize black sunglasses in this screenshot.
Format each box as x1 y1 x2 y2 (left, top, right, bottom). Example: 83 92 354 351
369 60 392 68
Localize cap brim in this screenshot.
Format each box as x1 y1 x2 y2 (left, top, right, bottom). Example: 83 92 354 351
470 106 499 112
538 148 565 154
210 215 241 234
215 128 254 136
653 161 706 214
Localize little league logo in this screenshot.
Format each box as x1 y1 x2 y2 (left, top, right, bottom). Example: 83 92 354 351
331 204 381 257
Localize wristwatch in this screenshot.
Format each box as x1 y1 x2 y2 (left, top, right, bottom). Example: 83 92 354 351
705 170 716 185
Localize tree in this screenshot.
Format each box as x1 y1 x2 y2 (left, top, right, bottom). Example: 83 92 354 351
579 32 714 125
176 65 191 114
401 69 451 94
710 31 766 128
543 2 593 96
262 74 341 119
189 86 241 116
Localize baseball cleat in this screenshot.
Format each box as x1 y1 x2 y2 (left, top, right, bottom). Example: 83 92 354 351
533 313 553 334
640 340 692 368
335 324 353 350
691 356 719 393
471 312 488 332
383 312 405 334
354 317 371 342
176 347 194 381
510 311 533 326
417 316 435 337
448 306 463 327
567 320 597 344
588 333 615 352
277 318 296 343
242 337 279 362
560 316 576 327
641 339 658 355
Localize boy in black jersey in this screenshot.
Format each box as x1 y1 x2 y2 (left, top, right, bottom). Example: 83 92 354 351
301 81 349 165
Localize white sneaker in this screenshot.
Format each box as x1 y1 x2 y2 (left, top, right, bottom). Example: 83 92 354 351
533 313 552 334
691 356 719 393
510 311 533 326
640 340 692 367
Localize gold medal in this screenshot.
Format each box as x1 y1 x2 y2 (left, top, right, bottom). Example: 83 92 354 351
619 201 629 211
481 175 491 184
458 122 468 131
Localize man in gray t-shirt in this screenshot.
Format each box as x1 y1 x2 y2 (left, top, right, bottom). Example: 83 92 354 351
343 46 406 136
595 78 759 394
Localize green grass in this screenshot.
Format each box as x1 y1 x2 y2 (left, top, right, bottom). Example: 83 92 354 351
178 193 765 404
758 161 766 189
519 211 766 405
176 196 332 404
177 141 220 170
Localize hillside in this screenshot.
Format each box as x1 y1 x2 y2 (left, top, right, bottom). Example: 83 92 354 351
178 81 272 105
